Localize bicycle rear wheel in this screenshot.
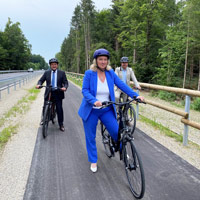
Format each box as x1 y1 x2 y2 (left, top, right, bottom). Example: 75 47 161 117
125 105 136 135
123 139 145 199
42 105 50 138
101 122 112 158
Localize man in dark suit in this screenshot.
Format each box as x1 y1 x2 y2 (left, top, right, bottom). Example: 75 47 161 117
36 58 68 132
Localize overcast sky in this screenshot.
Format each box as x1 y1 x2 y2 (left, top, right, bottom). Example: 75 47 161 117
0 0 112 62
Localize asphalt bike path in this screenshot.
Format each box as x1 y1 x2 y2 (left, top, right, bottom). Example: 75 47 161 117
23 83 200 200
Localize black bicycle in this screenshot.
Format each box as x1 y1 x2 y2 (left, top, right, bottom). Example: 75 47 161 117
101 97 145 199
39 85 57 138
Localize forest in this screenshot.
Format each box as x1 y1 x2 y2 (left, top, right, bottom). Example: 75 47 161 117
0 18 48 71
58 0 200 90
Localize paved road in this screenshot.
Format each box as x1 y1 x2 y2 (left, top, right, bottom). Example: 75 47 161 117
24 83 200 200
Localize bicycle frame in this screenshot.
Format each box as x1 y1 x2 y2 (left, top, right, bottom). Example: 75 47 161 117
101 100 135 157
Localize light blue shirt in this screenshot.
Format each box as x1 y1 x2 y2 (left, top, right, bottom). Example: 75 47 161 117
122 68 127 84
51 70 57 88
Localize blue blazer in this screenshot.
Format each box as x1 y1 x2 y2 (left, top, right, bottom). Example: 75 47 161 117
78 69 139 121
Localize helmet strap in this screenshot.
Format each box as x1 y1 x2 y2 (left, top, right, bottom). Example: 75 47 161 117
97 65 106 72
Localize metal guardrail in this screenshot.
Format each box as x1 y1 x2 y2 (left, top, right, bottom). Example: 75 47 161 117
66 71 200 146
0 70 27 74
0 71 43 100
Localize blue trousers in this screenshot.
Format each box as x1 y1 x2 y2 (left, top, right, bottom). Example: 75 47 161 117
82 106 119 163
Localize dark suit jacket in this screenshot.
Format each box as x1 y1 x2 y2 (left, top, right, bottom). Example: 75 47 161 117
37 69 68 100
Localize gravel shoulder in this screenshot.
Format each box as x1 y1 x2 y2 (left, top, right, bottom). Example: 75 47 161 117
138 90 200 146
0 78 44 200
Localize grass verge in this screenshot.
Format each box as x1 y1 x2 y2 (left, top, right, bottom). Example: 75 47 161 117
0 125 18 149
0 87 40 150
139 115 200 150
67 76 83 88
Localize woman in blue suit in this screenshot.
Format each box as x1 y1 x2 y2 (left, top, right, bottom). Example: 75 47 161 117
78 49 144 173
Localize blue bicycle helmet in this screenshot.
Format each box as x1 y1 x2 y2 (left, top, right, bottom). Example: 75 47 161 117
93 49 110 59
49 58 59 64
120 57 129 63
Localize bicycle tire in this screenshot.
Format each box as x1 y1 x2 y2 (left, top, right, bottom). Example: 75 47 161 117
125 105 136 135
42 105 50 138
101 123 112 158
123 139 145 199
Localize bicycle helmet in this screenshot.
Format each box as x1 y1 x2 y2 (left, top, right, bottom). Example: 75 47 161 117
49 58 59 64
93 48 110 59
120 57 129 63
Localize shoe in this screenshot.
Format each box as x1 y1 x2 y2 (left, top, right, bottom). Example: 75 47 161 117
90 163 97 173
60 125 65 132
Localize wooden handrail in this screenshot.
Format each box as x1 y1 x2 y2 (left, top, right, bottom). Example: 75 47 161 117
181 118 200 130
135 82 200 97
144 99 188 118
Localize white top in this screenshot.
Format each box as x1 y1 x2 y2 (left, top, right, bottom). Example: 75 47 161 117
93 77 110 109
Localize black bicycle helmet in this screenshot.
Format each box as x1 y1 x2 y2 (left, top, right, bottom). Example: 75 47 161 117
120 57 129 63
49 58 59 64
93 49 110 59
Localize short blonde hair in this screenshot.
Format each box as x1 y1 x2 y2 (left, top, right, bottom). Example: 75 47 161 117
90 59 112 71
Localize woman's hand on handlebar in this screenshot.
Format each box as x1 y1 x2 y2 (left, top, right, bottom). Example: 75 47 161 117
94 101 102 107
135 96 146 104
136 96 144 101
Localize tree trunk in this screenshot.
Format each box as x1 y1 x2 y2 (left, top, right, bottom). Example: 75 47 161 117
87 20 91 67
133 30 136 64
84 20 89 70
198 58 200 91
167 49 172 84
76 30 80 73
183 20 189 89
189 55 194 88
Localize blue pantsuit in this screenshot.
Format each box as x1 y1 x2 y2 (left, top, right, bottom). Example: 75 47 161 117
83 106 118 163
78 69 139 163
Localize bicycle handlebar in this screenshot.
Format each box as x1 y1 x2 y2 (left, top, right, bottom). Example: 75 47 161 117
38 85 61 90
100 96 146 109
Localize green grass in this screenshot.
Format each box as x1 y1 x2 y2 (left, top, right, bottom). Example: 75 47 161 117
0 87 40 128
139 115 183 143
68 76 83 87
139 115 200 150
0 125 18 148
0 86 41 150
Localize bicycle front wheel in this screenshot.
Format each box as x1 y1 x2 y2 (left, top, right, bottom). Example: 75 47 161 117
125 105 136 135
123 139 145 199
101 122 112 158
42 105 50 138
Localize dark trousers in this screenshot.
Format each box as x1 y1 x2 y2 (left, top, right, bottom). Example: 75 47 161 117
42 91 64 127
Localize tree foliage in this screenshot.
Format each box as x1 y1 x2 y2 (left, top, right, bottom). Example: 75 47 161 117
59 0 200 89
0 18 47 71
